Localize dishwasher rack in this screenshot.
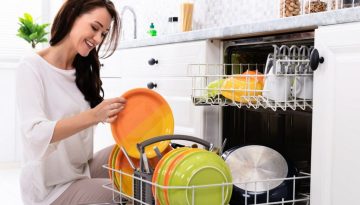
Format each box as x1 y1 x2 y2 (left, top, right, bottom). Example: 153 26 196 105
188 45 314 111
102 164 310 205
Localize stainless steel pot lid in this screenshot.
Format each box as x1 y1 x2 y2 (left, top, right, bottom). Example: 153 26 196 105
225 145 288 192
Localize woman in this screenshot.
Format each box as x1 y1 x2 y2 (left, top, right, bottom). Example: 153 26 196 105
16 0 124 204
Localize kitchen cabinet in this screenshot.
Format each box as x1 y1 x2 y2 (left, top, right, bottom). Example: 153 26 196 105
311 21 360 205
94 40 222 152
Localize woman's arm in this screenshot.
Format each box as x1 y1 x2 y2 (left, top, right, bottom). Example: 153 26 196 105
51 97 126 143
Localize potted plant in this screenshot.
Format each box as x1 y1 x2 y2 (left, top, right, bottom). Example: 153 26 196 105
16 13 49 49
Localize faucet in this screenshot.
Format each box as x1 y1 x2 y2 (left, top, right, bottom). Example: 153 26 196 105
120 6 137 39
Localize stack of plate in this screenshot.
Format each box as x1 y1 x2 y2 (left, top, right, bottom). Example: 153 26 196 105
107 88 175 196
152 148 233 205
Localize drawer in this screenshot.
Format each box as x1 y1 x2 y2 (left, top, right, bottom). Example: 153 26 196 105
100 41 208 77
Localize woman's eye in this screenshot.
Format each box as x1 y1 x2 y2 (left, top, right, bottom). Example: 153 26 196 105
91 26 98 31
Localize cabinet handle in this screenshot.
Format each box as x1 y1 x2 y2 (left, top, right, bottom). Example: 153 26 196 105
147 82 157 89
148 58 159 66
310 49 324 71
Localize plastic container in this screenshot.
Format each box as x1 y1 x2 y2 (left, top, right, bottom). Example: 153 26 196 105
180 2 194 31
280 0 302 18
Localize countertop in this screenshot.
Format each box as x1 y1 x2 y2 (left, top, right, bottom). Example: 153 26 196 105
118 8 360 49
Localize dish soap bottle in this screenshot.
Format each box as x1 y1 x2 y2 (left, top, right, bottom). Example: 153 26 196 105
148 22 157 37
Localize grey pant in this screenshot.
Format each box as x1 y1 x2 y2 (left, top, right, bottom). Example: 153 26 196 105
51 145 118 205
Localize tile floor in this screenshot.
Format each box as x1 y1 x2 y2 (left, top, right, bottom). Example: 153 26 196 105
0 163 22 204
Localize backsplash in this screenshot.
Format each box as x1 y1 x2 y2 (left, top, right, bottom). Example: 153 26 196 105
114 0 278 40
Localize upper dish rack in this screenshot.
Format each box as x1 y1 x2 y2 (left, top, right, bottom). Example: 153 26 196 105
188 45 314 111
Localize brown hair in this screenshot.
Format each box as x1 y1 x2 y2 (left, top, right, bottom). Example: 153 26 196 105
50 0 120 108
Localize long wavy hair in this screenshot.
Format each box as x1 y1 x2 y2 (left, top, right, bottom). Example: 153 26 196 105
50 0 120 108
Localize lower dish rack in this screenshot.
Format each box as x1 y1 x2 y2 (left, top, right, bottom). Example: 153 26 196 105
102 164 310 205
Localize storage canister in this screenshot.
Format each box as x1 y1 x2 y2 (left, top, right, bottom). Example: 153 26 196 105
280 0 302 18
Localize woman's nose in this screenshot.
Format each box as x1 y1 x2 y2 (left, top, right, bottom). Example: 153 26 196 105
93 33 103 45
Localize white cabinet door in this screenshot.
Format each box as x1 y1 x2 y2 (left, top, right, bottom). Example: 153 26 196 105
311 22 360 205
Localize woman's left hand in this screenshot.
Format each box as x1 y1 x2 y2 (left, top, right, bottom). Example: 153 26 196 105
91 97 127 124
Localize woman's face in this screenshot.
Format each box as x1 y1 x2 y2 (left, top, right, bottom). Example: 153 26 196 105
69 7 112 57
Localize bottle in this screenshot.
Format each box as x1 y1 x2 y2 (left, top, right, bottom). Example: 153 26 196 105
148 23 157 37
168 17 179 34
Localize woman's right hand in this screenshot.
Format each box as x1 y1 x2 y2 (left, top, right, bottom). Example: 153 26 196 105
91 97 126 124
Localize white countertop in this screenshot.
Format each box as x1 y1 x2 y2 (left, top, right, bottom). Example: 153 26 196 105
118 8 360 49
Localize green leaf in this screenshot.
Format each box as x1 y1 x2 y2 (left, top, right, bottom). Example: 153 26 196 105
40 23 50 30
29 32 38 40
24 13 33 23
38 38 48 43
16 33 31 43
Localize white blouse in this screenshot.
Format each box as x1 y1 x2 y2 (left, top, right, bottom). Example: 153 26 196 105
16 52 94 205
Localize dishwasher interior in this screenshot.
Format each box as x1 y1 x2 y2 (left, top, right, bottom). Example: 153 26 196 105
189 31 314 204
222 32 313 173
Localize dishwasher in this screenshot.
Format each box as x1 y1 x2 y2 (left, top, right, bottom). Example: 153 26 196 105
103 31 315 205
188 31 315 205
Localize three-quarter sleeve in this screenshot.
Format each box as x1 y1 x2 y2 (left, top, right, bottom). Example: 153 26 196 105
16 60 57 159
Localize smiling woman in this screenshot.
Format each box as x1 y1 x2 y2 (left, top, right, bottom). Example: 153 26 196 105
15 0 124 205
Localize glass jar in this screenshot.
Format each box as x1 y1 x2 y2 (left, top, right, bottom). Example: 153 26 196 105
329 0 339 10
280 0 302 18
342 0 360 8
304 0 328 14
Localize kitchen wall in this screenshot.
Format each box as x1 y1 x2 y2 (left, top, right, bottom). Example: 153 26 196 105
48 0 278 41
114 0 277 40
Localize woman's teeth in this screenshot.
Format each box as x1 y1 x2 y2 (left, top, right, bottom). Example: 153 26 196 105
85 40 94 48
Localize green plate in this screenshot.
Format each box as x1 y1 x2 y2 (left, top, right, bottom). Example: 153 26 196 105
167 151 233 205
153 147 189 205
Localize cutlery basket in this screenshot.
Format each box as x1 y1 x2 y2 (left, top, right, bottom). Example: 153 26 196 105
133 170 154 205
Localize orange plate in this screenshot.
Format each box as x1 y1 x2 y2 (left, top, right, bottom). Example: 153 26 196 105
115 145 173 197
115 148 140 196
111 88 174 159
108 145 120 190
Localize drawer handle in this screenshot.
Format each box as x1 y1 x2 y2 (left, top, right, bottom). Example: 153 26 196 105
147 82 157 89
148 58 158 66
310 49 324 71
